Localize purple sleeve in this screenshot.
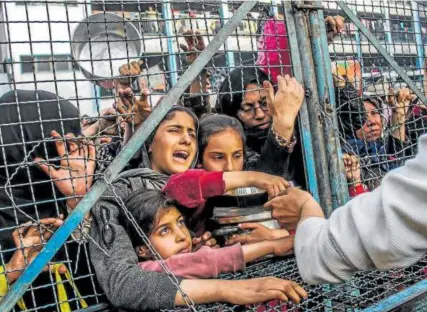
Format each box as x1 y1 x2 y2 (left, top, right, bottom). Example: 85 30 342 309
138 245 245 279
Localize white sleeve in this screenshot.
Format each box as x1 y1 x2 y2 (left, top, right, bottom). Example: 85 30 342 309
295 134 427 285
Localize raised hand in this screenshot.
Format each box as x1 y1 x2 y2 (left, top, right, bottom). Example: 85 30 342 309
263 75 304 140
343 153 361 184
179 31 206 65
325 15 345 43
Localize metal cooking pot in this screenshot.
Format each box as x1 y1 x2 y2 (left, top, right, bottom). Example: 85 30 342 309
71 13 142 89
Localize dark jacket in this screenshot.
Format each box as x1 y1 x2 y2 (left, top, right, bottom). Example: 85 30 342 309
89 169 183 311
216 67 305 186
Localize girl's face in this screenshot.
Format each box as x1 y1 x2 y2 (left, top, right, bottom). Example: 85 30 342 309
201 128 244 172
148 206 192 259
150 111 197 175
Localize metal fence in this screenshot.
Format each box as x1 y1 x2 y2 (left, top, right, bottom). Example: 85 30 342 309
0 0 425 311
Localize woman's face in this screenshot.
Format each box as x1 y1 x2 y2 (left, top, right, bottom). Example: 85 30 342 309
237 83 271 130
150 111 197 175
356 101 383 142
201 128 244 172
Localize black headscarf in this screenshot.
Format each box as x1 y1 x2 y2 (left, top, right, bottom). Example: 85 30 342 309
0 90 80 256
216 67 271 152
336 82 367 139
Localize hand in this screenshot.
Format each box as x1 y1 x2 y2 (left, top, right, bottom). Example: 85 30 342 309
116 60 143 86
34 131 96 210
325 15 345 43
192 231 219 250
225 223 289 245
223 277 307 305
264 187 314 230
343 153 361 184
115 78 152 126
264 75 304 140
249 171 290 199
6 218 66 283
388 88 414 122
180 31 205 65
97 107 118 135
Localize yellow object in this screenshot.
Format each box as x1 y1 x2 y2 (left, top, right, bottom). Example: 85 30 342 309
0 264 88 311
0 265 27 310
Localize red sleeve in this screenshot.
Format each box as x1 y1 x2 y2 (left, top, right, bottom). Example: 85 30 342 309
138 245 245 279
163 169 225 208
348 184 369 198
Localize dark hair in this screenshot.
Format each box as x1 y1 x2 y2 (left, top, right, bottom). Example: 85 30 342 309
198 114 246 161
145 105 198 148
215 67 270 118
121 189 183 248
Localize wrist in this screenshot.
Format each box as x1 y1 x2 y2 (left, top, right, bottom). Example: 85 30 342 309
5 263 21 284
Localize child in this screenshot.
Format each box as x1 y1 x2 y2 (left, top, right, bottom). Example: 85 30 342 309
120 189 307 304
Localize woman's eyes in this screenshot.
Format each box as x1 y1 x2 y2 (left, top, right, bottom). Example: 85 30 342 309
188 132 196 139
234 153 243 159
211 154 224 160
178 218 185 226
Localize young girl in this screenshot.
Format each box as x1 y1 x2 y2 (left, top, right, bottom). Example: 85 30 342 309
90 106 301 311
164 114 291 242
121 189 307 304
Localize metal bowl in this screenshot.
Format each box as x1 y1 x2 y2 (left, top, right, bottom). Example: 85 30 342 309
71 13 142 89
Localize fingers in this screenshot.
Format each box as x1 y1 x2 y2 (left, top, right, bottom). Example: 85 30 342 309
293 282 308 300
179 43 189 52
238 222 263 230
51 130 66 157
225 234 248 246
202 231 212 242
65 133 79 155
283 283 303 304
263 80 275 109
34 157 58 180
192 237 202 245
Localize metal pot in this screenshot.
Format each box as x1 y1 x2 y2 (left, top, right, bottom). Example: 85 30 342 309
71 13 142 89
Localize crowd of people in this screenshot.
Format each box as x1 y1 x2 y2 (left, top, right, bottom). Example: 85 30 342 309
0 12 426 312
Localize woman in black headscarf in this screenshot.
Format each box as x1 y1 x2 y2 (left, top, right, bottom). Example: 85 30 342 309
0 89 96 310
215 68 306 187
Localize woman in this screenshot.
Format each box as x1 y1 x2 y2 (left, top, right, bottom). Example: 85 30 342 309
0 89 96 310
216 68 306 187
336 83 413 190
89 106 303 311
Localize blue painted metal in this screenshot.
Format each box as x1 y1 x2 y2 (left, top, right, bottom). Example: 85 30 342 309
317 6 349 207
162 2 179 86
282 1 320 203
362 279 427 312
383 6 394 57
411 0 425 70
0 2 258 311
309 7 349 209
337 0 427 105
219 0 235 69
290 3 333 216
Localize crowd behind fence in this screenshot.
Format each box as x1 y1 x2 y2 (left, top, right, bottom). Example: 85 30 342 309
0 1 425 311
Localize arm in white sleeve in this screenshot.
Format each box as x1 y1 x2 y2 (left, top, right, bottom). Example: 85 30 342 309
295 134 427 284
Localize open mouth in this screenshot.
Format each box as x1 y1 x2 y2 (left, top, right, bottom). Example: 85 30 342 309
172 150 190 163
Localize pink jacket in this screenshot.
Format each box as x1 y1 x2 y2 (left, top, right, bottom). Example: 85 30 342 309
139 244 245 279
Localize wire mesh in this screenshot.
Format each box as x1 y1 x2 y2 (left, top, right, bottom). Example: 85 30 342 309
0 0 425 311
324 0 427 193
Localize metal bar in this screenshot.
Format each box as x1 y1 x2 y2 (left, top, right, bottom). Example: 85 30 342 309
0 2 258 311
283 0 320 203
292 2 333 216
337 0 427 105
219 0 235 69
411 0 424 70
162 1 179 86
361 279 427 312
309 6 349 209
382 3 394 57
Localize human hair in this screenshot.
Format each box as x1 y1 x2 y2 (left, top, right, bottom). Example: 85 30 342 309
215 67 270 118
121 189 183 248
198 114 246 161
145 106 198 148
